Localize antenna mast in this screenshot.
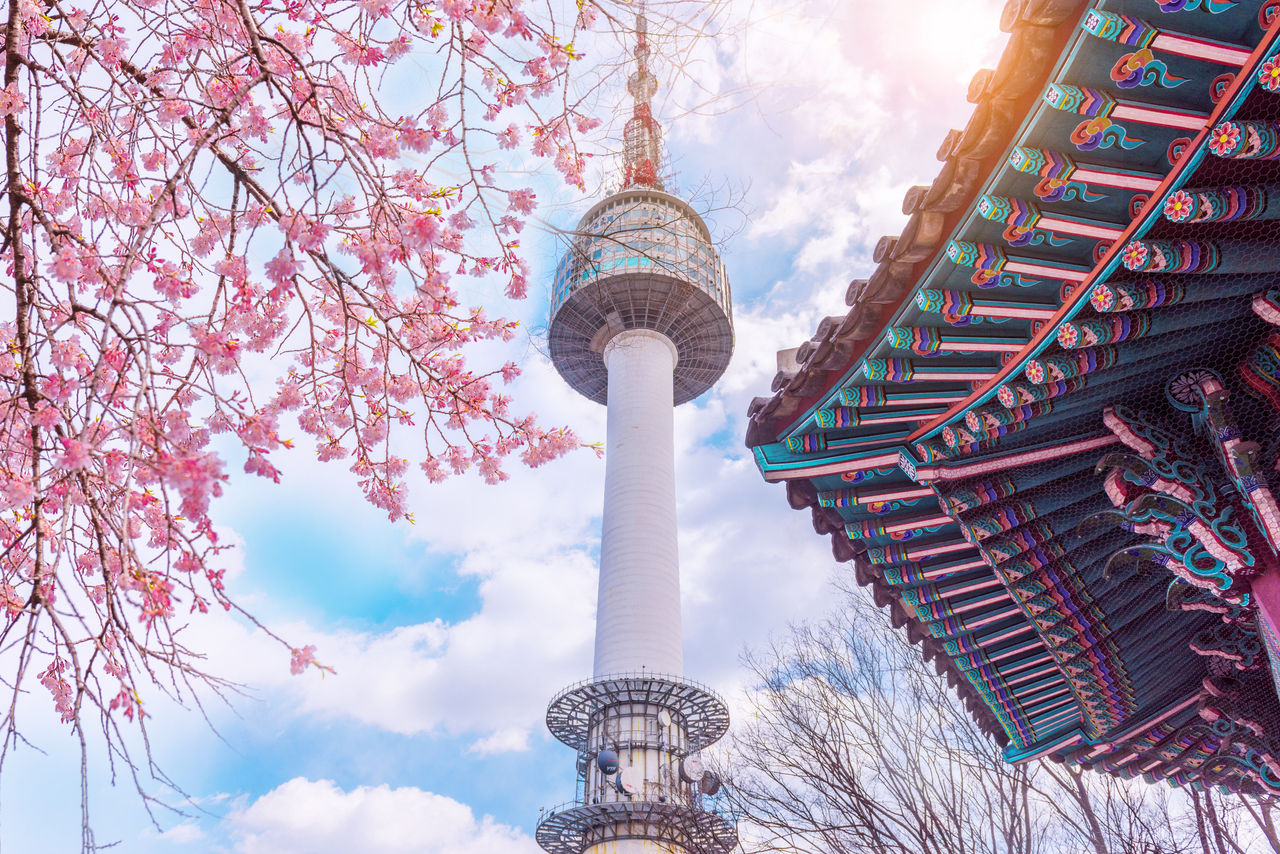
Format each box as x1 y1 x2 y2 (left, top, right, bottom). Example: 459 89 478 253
622 5 663 190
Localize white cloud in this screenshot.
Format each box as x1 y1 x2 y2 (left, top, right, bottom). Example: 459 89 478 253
747 156 896 274
157 823 205 844
281 547 596 739
168 538 595 748
672 313 848 687
468 727 530 756
172 350 607 751
229 778 540 854
666 0 1008 294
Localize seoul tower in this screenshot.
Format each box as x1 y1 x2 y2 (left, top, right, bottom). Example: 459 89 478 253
536 9 736 854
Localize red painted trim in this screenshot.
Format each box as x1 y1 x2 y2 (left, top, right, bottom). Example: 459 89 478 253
1152 33 1252 66
1072 167 1162 191
1251 570 1280 656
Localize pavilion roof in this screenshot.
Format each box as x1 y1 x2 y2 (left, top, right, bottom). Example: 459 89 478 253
748 0 1280 794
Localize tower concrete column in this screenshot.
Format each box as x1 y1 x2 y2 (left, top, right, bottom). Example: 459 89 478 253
597 329 682 679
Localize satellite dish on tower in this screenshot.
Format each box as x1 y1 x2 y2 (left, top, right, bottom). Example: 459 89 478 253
700 771 722 797
679 756 705 784
597 749 619 775
616 768 640 795
657 709 672 728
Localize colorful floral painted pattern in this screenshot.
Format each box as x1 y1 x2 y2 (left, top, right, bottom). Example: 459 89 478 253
1164 190 1194 222
1071 117 1144 151
1122 241 1148 270
1260 57 1280 93
1111 49 1187 90
1209 121 1242 157
1159 0 1237 12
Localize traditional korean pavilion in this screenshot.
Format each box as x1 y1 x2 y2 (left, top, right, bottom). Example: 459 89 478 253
748 0 1280 794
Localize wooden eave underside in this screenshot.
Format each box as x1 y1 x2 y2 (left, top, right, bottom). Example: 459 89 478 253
747 0 1280 787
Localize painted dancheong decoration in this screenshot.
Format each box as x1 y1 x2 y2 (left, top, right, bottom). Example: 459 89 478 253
746 0 1280 795
1008 147 1161 203
538 9 736 854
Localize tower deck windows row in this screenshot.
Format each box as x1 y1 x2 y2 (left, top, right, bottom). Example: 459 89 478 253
547 185 733 404
550 190 731 323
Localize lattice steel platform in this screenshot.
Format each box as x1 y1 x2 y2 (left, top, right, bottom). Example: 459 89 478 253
545 673 730 753
536 799 737 854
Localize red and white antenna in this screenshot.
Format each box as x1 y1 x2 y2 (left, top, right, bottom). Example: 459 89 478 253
622 5 663 189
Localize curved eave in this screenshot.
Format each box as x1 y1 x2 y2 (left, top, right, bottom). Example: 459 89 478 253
746 0 1095 447
748 0 1280 785
910 23 1280 448
748 2 1280 447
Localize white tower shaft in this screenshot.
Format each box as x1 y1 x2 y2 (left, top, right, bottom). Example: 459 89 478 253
537 29 735 853
596 329 683 679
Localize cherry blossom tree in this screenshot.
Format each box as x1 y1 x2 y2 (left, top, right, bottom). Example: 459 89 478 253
0 0 694 842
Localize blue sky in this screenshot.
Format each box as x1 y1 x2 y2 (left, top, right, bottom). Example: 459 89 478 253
4 2 1010 851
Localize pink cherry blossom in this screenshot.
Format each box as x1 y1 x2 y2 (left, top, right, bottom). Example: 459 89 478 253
290 645 333 675
39 660 75 723
449 209 475 231
0 84 26 117
498 124 521 149
54 438 92 470
0 0 609 818
32 403 61 429
508 188 536 214
264 248 302 285
51 247 83 282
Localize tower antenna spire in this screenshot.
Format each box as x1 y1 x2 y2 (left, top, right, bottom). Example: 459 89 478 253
622 2 663 189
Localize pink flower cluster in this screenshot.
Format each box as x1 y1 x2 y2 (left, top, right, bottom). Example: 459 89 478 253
0 0 600 753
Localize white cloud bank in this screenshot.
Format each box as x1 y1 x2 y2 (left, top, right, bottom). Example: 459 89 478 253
229 778 540 854
277 545 598 742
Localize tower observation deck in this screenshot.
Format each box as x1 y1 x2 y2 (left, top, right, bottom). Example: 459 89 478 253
537 11 736 854
548 189 733 406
